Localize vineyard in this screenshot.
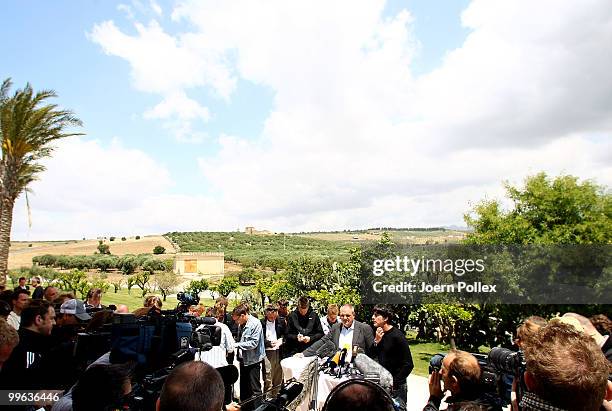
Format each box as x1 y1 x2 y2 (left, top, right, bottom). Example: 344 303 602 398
166 231 354 264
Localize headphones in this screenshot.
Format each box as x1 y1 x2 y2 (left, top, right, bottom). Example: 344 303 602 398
321 378 399 411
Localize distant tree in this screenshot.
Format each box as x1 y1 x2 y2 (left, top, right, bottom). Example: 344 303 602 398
97 240 111 255
94 256 116 272
133 272 151 297
121 237 126 241
238 267 256 285
110 236 116 242
37 254 57 267
118 256 138 275
215 277 239 298
135 235 141 240
0 78 82 286
155 271 180 301
110 279 123 293
266 258 287 274
153 245 166 255
142 258 166 274
55 255 72 270
185 278 209 298
465 173 611 244
126 276 136 294
58 270 88 295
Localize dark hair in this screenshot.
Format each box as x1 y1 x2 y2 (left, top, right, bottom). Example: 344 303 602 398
372 305 395 325
322 379 394 411
12 288 30 301
72 363 133 411
158 361 224 411
20 299 51 328
18 276 26 282
297 296 309 309
277 299 289 306
87 288 102 300
0 300 11 318
232 303 249 317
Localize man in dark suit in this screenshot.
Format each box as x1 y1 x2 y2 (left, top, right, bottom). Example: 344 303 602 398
261 304 287 395
13 277 28 292
302 304 374 359
30 277 44 300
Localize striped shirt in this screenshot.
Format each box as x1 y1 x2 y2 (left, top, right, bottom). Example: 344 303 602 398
195 320 235 368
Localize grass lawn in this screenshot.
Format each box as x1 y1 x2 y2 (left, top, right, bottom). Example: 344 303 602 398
408 338 450 377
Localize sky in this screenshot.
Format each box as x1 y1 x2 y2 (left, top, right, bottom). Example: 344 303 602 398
2 0 611 240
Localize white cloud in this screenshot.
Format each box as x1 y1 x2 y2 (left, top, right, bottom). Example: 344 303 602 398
49 0 612 238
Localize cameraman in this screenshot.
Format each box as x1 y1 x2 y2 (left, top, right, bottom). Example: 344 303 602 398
520 321 612 411
156 360 240 411
425 350 501 411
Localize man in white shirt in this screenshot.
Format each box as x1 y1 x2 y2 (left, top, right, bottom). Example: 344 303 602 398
320 304 340 335
7 289 30 330
261 304 287 395
303 304 374 360
195 306 235 368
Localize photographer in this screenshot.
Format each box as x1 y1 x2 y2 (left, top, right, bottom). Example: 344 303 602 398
520 321 612 411
425 350 501 411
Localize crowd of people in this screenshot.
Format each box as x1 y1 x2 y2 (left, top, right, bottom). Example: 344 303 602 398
0 277 610 411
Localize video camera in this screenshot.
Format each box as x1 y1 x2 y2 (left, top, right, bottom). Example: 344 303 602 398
428 351 514 407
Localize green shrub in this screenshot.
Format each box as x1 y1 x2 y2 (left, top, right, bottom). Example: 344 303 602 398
153 245 165 255
135 235 141 240
110 236 116 241
121 237 127 241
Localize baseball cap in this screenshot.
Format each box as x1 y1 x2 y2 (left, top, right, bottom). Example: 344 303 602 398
60 299 92 321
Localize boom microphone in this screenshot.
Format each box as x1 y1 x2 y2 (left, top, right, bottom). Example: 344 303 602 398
353 353 394 390
216 364 239 386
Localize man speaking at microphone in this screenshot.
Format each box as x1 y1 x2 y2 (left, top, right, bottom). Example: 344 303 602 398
371 305 413 405
302 304 374 359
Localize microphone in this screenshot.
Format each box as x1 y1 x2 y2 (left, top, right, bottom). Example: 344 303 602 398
216 364 239 385
353 353 394 390
319 339 338 358
329 350 342 371
338 348 348 367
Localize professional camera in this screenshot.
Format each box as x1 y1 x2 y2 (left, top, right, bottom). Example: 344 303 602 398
253 380 304 411
428 353 445 374
176 292 199 311
487 347 525 375
428 352 507 407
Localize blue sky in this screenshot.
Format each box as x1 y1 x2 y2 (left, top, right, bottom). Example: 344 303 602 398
2 0 611 240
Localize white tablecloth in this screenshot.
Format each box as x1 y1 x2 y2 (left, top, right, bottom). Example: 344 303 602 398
281 356 349 411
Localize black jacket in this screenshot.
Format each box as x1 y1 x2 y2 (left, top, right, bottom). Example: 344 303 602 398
286 307 324 356
0 328 62 390
423 392 503 411
261 317 288 358
31 286 44 300
303 320 374 357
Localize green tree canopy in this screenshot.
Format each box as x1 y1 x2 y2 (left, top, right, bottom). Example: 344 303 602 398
465 173 611 244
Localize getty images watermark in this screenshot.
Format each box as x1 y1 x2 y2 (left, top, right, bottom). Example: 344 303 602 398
371 255 496 294
359 244 611 304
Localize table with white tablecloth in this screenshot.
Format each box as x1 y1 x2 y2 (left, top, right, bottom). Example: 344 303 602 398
281 356 350 411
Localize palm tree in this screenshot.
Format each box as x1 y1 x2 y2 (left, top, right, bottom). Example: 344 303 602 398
0 78 82 286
